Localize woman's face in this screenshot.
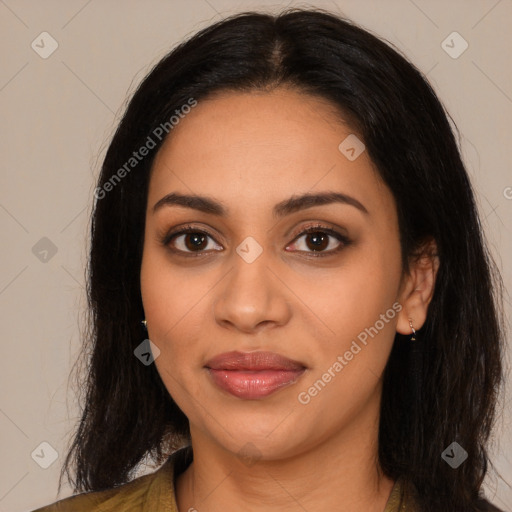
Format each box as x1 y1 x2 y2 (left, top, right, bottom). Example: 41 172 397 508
140 87 408 460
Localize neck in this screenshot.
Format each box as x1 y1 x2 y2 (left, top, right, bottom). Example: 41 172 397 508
175 393 395 512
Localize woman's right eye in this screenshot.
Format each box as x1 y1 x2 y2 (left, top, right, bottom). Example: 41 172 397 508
163 227 222 256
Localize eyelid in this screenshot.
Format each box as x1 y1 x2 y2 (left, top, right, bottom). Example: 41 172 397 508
161 224 221 256
161 222 351 257
288 221 348 242
286 222 351 257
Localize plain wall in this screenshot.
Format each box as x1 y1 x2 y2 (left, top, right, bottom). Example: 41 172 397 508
0 1 510 510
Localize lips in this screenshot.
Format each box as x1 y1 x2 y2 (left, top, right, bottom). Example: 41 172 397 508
205 351 307 399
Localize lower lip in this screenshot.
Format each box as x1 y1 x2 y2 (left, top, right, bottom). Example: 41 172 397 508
207 368 306 399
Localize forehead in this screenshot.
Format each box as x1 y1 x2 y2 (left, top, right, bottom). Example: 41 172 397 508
148 88 392 220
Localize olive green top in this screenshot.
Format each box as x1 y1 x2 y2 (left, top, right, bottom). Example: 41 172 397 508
33 447 418 511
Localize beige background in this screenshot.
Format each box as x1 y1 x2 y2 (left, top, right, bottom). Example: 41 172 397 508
0 1 511 511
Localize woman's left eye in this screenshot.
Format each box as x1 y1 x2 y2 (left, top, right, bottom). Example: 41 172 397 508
286 226 350 257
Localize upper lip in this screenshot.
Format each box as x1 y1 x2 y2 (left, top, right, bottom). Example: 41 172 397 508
205 351 306 371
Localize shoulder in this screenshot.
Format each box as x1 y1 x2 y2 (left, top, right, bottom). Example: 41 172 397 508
31 447 192 512
388 477 504 512
31 467 167 512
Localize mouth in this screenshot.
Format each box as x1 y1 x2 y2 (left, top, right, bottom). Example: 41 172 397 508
205 351 307 400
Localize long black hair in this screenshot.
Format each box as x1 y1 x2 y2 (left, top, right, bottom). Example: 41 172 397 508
61 8 505 511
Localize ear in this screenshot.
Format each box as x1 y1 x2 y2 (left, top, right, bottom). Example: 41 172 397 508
396 238 440 335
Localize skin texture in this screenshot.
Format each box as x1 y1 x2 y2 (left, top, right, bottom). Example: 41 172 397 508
140 87 438 512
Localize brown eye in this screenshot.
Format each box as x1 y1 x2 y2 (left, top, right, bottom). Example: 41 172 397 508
304 231 330 251
162 224 350 258
164 227 222 255
286 225 351 257
182 232 208 251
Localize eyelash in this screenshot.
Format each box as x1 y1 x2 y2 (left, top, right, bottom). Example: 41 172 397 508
161 223 351 259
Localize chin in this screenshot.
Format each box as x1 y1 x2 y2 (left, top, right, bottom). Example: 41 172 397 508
204 417 310 461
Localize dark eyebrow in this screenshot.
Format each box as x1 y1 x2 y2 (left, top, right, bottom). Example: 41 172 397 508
152 191 368 217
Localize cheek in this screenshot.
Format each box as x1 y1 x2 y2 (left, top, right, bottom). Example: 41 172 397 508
300 242 402 346
141 265 207 418
140 245 214 393
294 239 402 412
140 243 212 340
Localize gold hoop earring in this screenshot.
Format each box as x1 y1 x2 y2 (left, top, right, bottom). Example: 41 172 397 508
141 319 147 329
408 319 416 341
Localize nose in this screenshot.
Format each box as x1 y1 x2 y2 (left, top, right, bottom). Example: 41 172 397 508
212 251 292 334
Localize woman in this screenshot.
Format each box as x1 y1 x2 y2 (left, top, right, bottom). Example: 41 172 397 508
33 7 505 512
